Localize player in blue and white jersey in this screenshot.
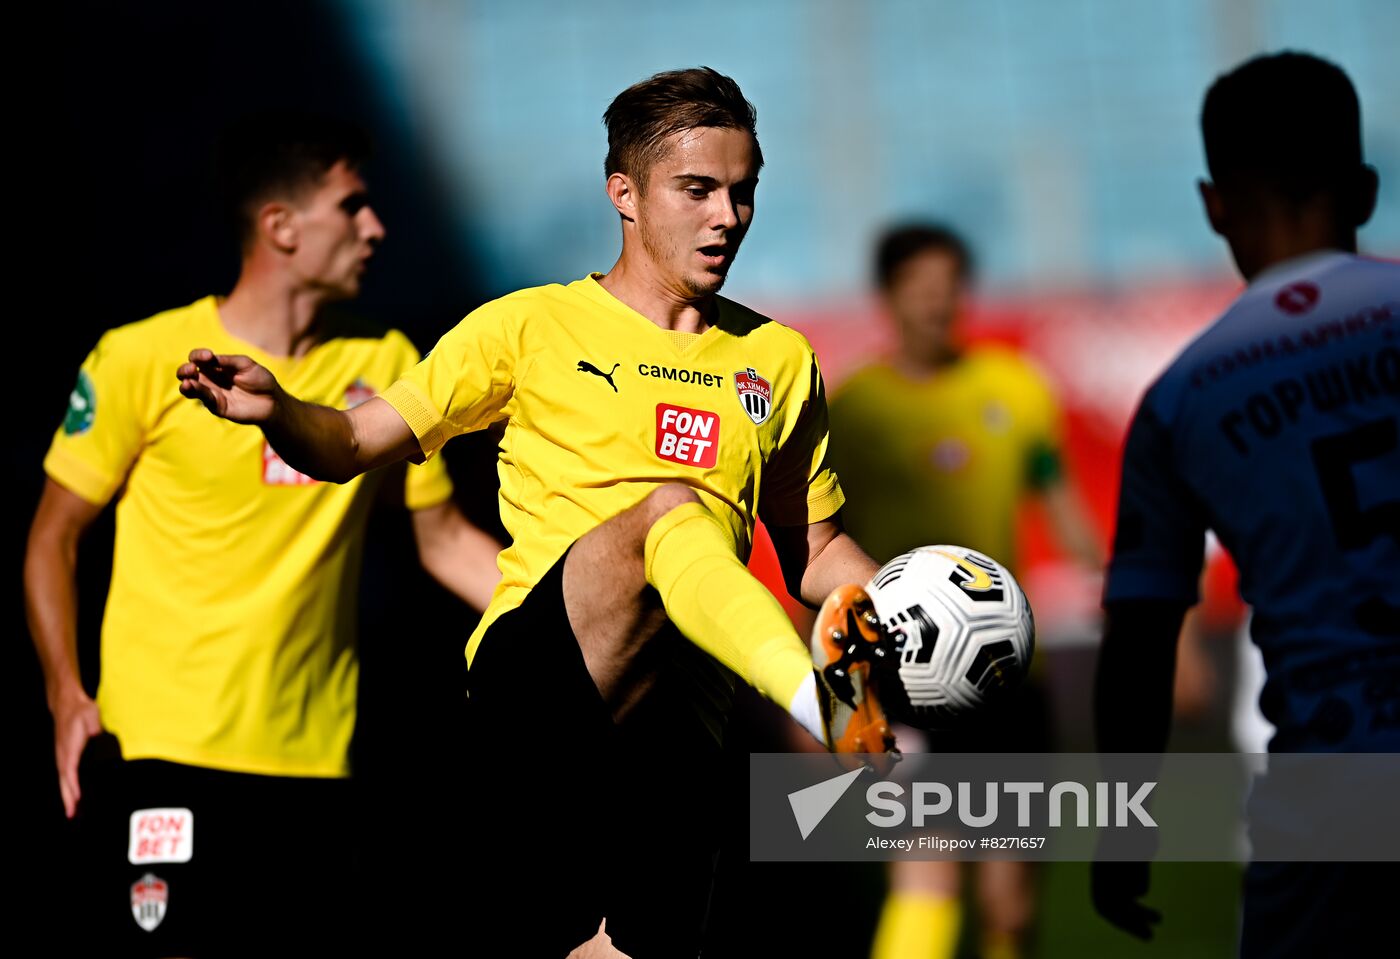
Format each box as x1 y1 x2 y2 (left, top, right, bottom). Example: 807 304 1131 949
1092 51 1396 956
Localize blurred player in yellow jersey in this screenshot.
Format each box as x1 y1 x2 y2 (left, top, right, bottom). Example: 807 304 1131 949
24 112 500 956
830 224 1103 959
178 68 902 957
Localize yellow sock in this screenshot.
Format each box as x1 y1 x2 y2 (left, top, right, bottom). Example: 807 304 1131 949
871 892 961 959
643 501 812 708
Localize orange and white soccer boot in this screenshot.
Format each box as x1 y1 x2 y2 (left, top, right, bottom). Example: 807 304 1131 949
810 584 902 766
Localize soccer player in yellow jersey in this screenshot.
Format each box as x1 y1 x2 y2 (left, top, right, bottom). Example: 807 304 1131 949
25 113 500 955
178 69 899 956
830 224 1102 959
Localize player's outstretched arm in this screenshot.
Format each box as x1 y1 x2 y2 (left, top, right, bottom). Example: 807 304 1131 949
177 349 421 482
25 479 106 819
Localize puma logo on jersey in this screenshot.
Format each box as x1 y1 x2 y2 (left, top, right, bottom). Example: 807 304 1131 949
578 360 620 392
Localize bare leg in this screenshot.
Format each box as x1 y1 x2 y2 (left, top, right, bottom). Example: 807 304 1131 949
975 860 1035 957
563 483 895 747
891 858 960 899
562 483 702 720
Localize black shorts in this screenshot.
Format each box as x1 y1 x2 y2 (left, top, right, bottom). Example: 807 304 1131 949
466 547 728 958
73 738 355 958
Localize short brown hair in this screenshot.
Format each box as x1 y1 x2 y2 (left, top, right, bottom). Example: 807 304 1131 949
217 110 371 246
874 223 974 289
603 66 762 185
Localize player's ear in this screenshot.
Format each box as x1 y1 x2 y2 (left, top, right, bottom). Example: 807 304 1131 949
607 172 638 222
258 201 298 253
1198 179 1227 237
1349 164 1379 228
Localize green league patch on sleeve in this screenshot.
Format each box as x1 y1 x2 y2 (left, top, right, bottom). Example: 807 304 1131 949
63 370 96 435
1026 442 1063 489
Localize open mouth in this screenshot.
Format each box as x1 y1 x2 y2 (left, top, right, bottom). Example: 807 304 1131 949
697 245 731 268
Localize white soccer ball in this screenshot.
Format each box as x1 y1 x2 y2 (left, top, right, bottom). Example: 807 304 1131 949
865 545 1035 730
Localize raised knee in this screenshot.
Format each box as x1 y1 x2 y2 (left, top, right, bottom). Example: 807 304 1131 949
643 482 701 522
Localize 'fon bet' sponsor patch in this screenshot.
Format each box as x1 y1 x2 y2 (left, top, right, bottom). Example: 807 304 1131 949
655 404 720 468
129 807 194 865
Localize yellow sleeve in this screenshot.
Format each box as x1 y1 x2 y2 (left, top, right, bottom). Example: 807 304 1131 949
43 333 152 506
381 329 456 510
759 350 846 528
381 302 518 460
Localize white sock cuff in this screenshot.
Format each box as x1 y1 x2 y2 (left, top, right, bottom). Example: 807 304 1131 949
788 670 826 746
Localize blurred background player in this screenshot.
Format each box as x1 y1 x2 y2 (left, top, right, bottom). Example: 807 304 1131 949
830 223 1104 959
1094 51 1396 956
24 111 501 955
176 67 899 957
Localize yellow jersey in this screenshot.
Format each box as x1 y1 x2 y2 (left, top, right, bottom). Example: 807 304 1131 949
828 347 1064 570
382 274 844 663
44 296 452 777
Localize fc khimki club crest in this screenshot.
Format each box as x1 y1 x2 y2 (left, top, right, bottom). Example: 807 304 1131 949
734 367 772 425
130 873 168 932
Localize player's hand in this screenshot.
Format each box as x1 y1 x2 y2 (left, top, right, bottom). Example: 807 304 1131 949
52 689 104 819
565 919 633 958
177 349 281 424
1091 859 1161 940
